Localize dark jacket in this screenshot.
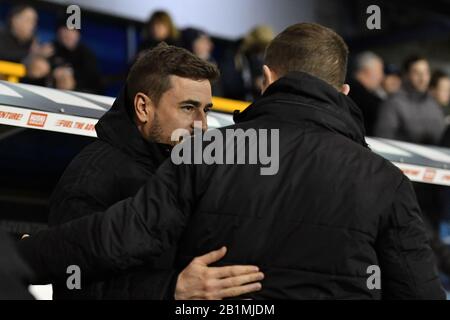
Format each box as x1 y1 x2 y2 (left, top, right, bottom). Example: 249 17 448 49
47 87 177 299
20 72 445 299
0 230 34 300
348 78 383 136
50 40 101 93
0 28 33 63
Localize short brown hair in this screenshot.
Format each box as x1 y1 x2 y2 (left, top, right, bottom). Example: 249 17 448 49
127 43 220 105
265 23 349 89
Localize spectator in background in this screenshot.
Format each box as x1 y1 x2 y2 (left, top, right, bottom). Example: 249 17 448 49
21 54 51 87
220 25 274 101
381 64 402 97
375 55 445 145
182 28 215 62
429 70 450 119
52 66 76 91
434 70 450 145
139 11 181 53
182 28 223 96
0 5 37 63
348 52 384 136
48 24 101 93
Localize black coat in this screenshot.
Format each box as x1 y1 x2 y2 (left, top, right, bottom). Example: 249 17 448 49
0 230 34 300
20 72 445 299
50 41 101 93
47 87 176 299
348 79 383 137
0 28 33 63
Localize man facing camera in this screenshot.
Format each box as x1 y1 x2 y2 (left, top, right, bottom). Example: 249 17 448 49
44 43 263 300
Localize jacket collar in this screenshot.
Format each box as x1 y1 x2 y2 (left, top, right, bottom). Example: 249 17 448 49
402 82 429 101
95 85 171 171
234 72 368 147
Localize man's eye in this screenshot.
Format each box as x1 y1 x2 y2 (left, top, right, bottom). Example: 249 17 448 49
204 107 212 113
182 105 194 111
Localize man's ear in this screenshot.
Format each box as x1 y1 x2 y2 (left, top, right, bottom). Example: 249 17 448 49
340 84 350 96
261 65 277 94
134 92 154 124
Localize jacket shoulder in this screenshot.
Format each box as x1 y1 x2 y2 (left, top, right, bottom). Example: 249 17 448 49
48 140 149 224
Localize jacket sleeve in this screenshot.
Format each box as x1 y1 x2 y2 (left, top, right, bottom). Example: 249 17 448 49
0 231 35 300
374 99 399 139
18 159 196 285
95 268 178 300
376 176 445 299
56 267 179 300
48 180 182 300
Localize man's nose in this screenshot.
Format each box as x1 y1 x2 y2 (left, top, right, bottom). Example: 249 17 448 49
193 111 208 132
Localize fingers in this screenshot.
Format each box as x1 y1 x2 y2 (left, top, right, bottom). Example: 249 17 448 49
218 272 264 289
194 247 227 265
217 282 263 299
209 265 259 279
200 271 264 299
185 249 264 300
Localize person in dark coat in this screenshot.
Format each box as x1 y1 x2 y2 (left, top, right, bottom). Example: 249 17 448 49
0 230 34 300
220 25 274 101
348 51 385 136
138 11 182 54
40 44 264 300
0 5 37 63
19 23 444 299
181 28 223 97
48 25 101 93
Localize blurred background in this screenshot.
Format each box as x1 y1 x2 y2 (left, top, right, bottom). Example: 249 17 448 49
0 0 449 99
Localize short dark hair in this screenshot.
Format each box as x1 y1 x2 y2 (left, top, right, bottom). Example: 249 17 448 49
264 23 349 89
127 42 220 105
430 70 449 89
402 55 428 74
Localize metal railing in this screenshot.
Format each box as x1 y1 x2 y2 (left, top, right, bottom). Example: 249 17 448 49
0 60 26 83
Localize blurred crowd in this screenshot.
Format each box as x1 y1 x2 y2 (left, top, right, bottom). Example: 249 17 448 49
2 5 450 146
348 51 450 146
0 5 274 101
0 5 100 93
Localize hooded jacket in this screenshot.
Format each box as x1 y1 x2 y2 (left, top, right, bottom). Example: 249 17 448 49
21 72 445 299
47 87 176 299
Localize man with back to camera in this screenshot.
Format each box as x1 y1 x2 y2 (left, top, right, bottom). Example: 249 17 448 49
19 23 444 299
